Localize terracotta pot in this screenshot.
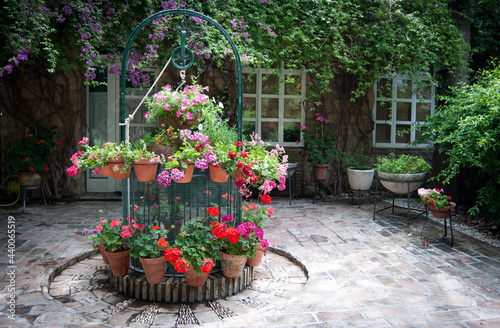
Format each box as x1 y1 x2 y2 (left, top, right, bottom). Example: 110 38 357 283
133 156 160 182
97 244 109 264
168 157 195 183
209 165 229 183
219 250 247 279
17 172 42 189
146 145 172 158
184 268 209 287
105 248 131 277
99 165 113 177
160 112 201 130
139 256 167 284
107 158 131 180
429 202 456 219
313 164 329 180
246 249 264 267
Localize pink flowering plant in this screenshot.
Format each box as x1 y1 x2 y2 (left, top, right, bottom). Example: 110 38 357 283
418 188 454 210
83 211 141 252
233 132 288 198
67 138 116 176
300 113 337 166
241 200 272 255
144 83 220 124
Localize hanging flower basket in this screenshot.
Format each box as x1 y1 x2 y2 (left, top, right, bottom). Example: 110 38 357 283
133 156 160 182
209 165 229 183
160 112 201 130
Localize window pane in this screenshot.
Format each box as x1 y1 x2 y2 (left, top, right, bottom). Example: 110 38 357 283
420 85 432 100
261 122 279 142
415 126 429 143
284 98 301 119
376 101 391 120
396 102 411 121
285 75 301 95
396 79 412 99
262 74 279 94
242 121 256 140
243 97 256 118
243 73 256 94
395 125 411 143
416 103 431 121
283 122 300 143
262 98 279 118
378 78 392 99
375 124 391 143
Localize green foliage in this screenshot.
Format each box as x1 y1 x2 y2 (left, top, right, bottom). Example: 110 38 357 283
1 0 469 104
301 118 336 166
341 151 372 170
174 217 220 274
375 153 431 174
129 225 172 259
418 63 500 218
5 125 56 174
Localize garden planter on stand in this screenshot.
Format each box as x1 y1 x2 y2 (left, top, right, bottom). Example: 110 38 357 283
376 171 427 194
184 268 209 287
139 256 167 284
105 248 131 277
107 158 131 180
209 165 229 183
246 249 264 267
219 250 247 279
97 244 109 264
313 164 329 180
429 202 456 219
17 172 42 188
133 156 160 182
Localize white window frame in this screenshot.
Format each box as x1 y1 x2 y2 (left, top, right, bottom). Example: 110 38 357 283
373 75 436 148
242 66 306 146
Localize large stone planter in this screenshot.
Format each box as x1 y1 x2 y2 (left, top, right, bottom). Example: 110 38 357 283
377 171 427 194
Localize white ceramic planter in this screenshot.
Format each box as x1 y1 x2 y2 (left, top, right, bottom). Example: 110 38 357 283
347 167 375 191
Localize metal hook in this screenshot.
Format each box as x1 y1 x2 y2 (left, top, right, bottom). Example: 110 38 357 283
176 70 186 92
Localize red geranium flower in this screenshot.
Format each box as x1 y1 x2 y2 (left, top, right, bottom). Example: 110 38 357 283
260 194 272 205
207 206 219 217
164 247 181 263
200 258 214 273
212 222 227 239
173 258 189 273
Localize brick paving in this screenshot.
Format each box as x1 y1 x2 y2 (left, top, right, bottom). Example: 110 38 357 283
1 197 500 327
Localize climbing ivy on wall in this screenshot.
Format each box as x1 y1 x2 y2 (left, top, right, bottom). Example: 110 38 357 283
1 0 472 102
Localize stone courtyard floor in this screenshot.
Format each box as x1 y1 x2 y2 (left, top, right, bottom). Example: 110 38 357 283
1 197 500 327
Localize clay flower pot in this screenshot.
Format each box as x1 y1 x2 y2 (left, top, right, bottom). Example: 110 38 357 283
97 244 109 264
219 250 247 279
139 256 167 284
184 268 209 287
246 249 264 267
133 156 160 182
99 165 113 177
429 202 456 219
313 164 329 180
209 165 229 183
107 158 131 180
105 248 131 277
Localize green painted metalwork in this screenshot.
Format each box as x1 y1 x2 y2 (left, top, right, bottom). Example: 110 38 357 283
120 9 243 142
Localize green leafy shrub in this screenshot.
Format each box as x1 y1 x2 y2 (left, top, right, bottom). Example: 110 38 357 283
375 153 431 174
418 63 500 219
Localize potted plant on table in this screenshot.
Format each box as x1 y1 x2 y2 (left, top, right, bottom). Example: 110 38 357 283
128 224 173 284
166 216 220 287
5 125 56 186
342 151 375 191
418 188 456 218
375 153 432 194
300 114 336 180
